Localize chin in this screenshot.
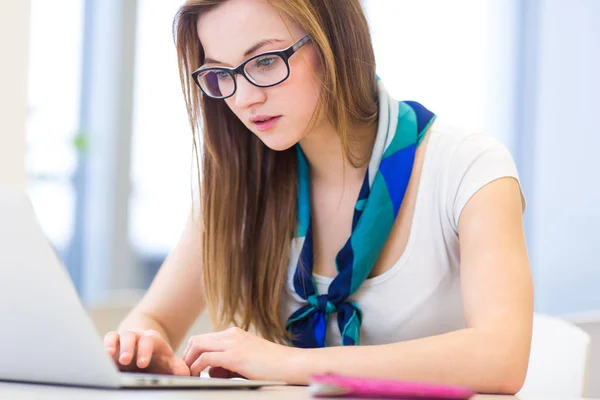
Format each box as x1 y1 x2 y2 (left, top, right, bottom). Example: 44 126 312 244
257 133 299 152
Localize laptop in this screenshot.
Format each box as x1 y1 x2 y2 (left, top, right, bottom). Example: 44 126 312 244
0 185 285 389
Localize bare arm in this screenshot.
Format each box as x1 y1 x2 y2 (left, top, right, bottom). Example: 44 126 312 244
118 209 205 350
291 177 533 394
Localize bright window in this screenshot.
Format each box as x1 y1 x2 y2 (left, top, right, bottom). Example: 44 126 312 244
129 0 194 258
26 0 84 254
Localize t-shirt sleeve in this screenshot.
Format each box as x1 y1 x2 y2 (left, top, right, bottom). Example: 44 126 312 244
445 134 527 233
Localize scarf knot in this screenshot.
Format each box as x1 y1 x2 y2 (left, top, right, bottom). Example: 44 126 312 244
307 294 337 315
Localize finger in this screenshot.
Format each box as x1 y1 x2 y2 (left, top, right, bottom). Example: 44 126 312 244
170 356 192 377
182 333 209 362
183 330 231 361
136 333 156 369
118 331 140 366
103 331 120 357
183 333 229 367
182 341 192 362
190 352 230 377
184 341 227 367
112 339 121 364
146 330 175 357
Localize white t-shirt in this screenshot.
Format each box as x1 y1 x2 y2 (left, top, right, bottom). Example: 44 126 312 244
280 118 526 346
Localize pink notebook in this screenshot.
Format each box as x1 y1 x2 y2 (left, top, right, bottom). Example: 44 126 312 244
309 373 476 399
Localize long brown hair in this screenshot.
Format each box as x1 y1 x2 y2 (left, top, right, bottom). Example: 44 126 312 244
173 0 378 344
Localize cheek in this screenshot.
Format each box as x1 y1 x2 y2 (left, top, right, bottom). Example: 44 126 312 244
284 56 322 124
284 82 319 119
223 98 247 125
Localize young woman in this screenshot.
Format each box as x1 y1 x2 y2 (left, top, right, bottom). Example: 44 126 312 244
104 0 533 393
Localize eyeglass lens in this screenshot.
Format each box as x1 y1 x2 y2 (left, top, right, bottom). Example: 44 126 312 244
197 53 288 98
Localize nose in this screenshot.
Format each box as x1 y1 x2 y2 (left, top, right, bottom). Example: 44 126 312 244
233 74 266 109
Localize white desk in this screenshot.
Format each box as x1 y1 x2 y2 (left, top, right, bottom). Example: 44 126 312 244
0 382 596 400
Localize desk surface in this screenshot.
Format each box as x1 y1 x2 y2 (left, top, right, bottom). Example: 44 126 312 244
0 382 596 400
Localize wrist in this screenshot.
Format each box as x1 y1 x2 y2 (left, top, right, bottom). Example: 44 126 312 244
286 346 315 385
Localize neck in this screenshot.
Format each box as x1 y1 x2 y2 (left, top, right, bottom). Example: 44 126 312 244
298 120 378 187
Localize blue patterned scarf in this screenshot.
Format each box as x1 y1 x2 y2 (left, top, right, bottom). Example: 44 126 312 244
285 79 436 348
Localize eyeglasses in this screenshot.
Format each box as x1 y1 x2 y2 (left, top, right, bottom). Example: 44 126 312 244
191 35 311 99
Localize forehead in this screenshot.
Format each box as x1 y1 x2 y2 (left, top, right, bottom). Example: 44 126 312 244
197 0 301 63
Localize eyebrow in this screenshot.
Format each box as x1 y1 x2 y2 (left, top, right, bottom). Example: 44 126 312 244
204 38 285 65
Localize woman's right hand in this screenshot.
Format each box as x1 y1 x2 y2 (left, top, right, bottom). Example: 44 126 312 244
104 329 191 376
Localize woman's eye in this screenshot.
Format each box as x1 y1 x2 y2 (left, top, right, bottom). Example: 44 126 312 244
216 71 229 80
256 57 276 68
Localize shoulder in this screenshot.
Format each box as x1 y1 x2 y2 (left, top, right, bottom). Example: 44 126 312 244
425 118 526 232
427 118 510 161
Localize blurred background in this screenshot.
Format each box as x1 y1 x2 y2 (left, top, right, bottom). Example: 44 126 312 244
1 0 599 393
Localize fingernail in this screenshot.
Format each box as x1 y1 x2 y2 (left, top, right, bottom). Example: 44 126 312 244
138 357 147 366
119 352 130 362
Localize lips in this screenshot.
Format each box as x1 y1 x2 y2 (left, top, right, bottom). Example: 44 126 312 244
250 114 279 122
251 116 281 132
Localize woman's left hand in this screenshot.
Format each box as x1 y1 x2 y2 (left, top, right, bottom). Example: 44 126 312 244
182 327 301 382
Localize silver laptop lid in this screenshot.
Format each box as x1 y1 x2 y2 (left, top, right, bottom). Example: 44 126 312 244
0 186 121 388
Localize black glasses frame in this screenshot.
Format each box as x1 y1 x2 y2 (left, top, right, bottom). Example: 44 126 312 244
191 34 312 99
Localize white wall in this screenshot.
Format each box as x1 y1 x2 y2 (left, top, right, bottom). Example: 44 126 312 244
529 0 600 315
525 2 600 393
364 0 520 152
0 0 29 187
